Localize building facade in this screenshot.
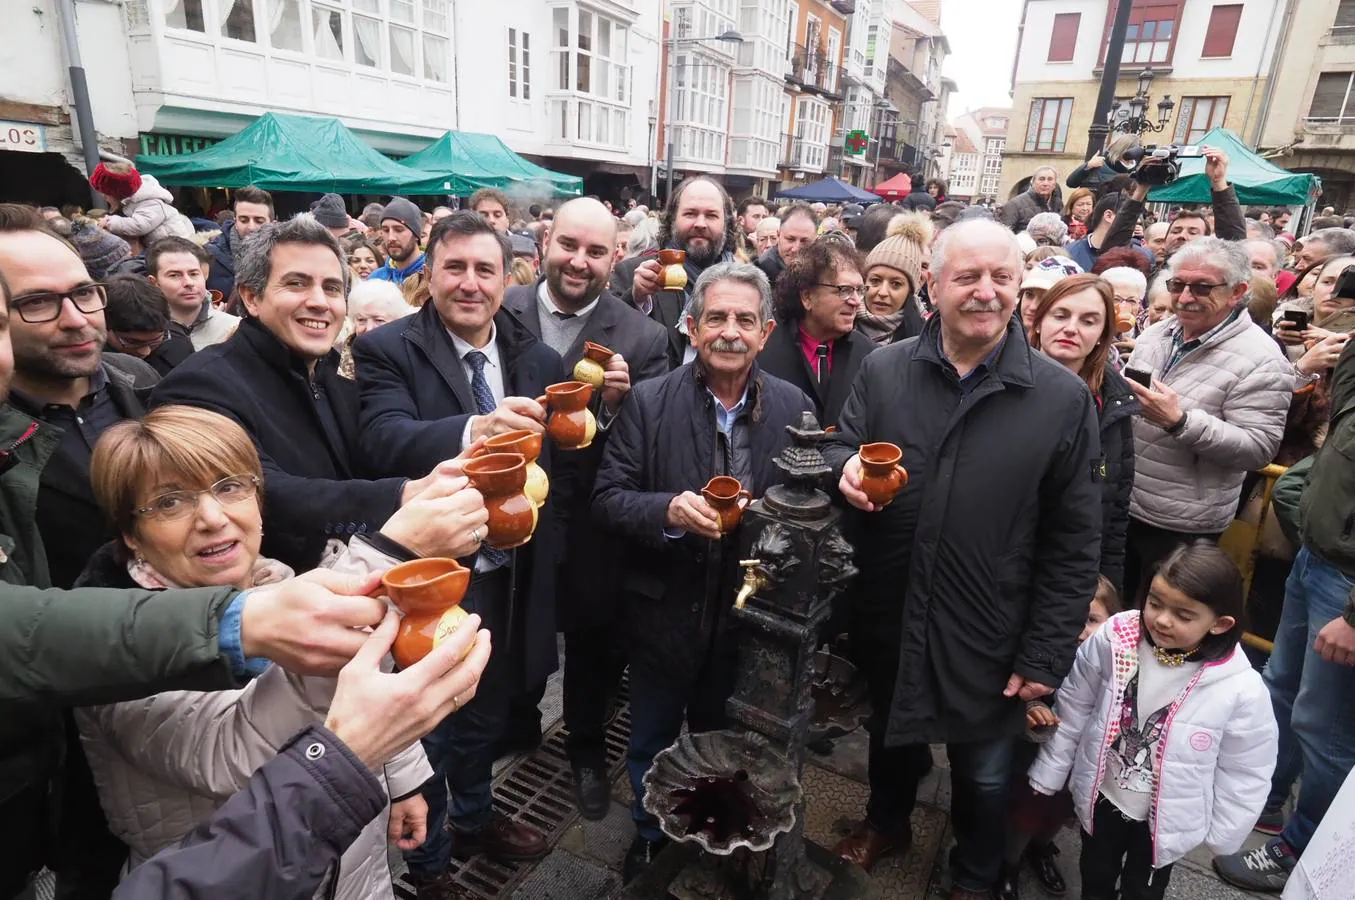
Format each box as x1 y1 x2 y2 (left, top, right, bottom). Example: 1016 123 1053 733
1000 0 1286 200
874 0 951 181
947 107 1011 202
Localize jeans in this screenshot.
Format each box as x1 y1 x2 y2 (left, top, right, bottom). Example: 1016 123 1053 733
627 650 737 843
1263 546 1355 853
563 625 627 769
1080 795 1172 900
404 570 513 877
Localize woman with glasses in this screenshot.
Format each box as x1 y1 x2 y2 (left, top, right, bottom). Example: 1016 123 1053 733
759 237 876 428
72 405 489 899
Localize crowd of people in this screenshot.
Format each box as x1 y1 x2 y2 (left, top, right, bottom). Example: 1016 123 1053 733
1 146 1353 900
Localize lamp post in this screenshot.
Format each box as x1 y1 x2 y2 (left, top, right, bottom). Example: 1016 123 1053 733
663 29 744 203
1106 68 1175 136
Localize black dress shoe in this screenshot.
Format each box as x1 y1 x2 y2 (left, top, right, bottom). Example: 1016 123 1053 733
1025 842 1067 896
493 726 543 760
572 765 611 820
995 861 1020 900
623 834 668 883
406 870 474 900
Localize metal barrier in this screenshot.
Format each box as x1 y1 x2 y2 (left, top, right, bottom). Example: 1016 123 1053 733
1220 463 1289 655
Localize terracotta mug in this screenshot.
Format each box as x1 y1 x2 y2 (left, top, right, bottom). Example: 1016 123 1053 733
701 475 753 534
858 442 909 508
1116 312 1137 334
658 248 688 290
462 452 539 549
481 429 549 508
381 557 472 669
539 381 597 451
572 341 614 389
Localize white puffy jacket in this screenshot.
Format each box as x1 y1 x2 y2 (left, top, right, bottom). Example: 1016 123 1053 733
102 174 194 243
1127 312 1294 533
76 537 432 900
1028 611 1277 868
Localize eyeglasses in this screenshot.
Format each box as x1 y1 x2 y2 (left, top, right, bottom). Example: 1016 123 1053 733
11 283 108 324
133 475 260 522
1165 279 1226 297
112 329 171 351
816 283 867 300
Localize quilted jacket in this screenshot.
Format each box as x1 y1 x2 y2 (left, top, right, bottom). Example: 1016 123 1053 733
1126 312 1294 533
102 175 194 244
1028 611 1277 868
76 538 432 900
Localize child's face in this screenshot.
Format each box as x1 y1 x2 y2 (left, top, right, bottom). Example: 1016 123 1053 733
1079 598 1111 644
1142 575 1236 651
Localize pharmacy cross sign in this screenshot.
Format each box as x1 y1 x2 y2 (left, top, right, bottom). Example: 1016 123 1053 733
844 130 869 155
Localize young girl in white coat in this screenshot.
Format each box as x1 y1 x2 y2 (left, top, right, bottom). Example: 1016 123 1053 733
1028 541 1278 900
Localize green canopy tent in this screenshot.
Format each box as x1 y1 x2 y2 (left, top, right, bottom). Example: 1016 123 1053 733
398 131 582 198
136 112 467 195
1147 128 1321 206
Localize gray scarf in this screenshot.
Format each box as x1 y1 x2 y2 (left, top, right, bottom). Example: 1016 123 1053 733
854 307 908 346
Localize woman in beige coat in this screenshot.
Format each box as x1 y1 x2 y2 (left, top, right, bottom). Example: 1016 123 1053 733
73 406 490 899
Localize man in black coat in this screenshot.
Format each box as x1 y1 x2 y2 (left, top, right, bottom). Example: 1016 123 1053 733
502 198 669 818
353 211 563 885
203 186 275 298
758 237 876 427
753 203 817 287
822 219 1101 900
151 217 428 574
592 261 812 883
610 176 737 368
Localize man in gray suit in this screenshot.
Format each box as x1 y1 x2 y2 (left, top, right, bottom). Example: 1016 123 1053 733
502 198 670 818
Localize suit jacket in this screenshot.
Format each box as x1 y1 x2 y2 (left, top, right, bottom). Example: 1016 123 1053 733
504 279 671 628
611 252 691 369
151 318 405 572
353 301 565 688
756 322 876 428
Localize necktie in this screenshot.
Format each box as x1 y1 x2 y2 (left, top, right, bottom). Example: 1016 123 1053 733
551 310 577 320
815 343 830 387
464 350 509 567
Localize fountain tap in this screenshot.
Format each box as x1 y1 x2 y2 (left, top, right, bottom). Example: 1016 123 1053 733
735 559 767 609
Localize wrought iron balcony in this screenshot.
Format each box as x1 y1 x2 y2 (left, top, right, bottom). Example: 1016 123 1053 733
786 43 847 100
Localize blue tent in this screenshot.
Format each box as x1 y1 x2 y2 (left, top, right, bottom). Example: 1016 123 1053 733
774 175 880 203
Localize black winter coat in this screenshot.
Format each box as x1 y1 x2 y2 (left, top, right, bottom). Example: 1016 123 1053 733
203 224 237 298
900 189 937 212
151 317 405 572
823 315 1102 746
1000 189 1060 233
753 247 787 285
756 322 875 428
353 302 565 690
1096 366 1140 596
592 364 812 682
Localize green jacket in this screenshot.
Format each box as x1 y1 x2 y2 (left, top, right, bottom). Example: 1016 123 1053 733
1300 342 1355 574
0 404 59 588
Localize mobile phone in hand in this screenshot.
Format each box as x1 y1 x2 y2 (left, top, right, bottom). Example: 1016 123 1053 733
1125 367 1153 389
1283 309 1310 331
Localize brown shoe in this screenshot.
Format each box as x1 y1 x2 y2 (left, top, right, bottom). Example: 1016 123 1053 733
450 812 550 863
831 821 907 871
406 870 475 900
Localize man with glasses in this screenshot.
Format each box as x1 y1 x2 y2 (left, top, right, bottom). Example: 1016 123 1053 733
104 273 196 375
1121 237 1295 601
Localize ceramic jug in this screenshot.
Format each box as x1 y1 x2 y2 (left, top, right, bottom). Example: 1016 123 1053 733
382 557 471 669
659 248 688 290
482 429 549 508
701 475 753 534
541 381 597 451
858 442 909 508
572 341 614 389
462 452 538 549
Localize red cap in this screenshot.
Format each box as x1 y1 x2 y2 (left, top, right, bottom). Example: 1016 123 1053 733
89 162 142 200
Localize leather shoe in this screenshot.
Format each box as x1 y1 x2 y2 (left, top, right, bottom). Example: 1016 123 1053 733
831 821 909 872
1025 841 1067 896
995 861 1020 900
623 834 668 883
449 813 550 863
406 870 474 900
572 765 611 820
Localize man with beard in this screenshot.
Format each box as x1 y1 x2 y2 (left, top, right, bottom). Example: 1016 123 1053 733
735 195 769 260
502 197 669 818
369 197 427 286
205 186 273 298
592 262 810 883
611 176 737 367
753 203 817 286
147 236 241 349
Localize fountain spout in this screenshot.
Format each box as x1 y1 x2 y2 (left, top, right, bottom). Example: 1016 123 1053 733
734 559 767 609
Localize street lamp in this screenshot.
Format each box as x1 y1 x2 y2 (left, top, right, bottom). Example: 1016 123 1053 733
1107 67 1175 136
663 29 743 202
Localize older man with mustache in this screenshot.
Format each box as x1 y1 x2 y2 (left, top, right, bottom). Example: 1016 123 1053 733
592 261 811 884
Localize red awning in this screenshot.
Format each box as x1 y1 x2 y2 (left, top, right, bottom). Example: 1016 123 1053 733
871 172 913 199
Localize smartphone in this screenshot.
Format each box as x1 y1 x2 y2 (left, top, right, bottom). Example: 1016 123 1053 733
1125 367 1153 389
1283 309 1310 331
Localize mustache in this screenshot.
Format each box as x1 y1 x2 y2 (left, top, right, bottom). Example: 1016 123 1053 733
710 338 750 354
959 299 1004 312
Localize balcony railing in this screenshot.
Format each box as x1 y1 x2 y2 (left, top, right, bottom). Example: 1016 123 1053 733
782 132 828 172
876 137 919 166
786 43 847 100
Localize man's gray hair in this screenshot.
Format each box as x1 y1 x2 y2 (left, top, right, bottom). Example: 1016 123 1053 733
236 214 349 297
1165 236 1251 289
931 218 1022 281
1026 211 1068 244
1304 227 1355 257
688 261 773 325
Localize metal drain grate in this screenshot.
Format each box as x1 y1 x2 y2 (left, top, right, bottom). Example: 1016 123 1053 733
395 681 631 899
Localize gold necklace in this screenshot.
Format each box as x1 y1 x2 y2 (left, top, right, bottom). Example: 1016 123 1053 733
1152 644 1198 667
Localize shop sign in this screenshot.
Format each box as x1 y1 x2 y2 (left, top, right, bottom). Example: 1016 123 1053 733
139 133 222 157
844 130 869 155
0 121 47 153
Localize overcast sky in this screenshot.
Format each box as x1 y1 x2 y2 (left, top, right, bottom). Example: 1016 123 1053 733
937 0 1024 118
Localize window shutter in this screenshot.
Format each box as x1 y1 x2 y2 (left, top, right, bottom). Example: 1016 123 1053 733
1048 12 1080 62
1202 4 1242 57
1336 0 1355 29
1310 73 1354 120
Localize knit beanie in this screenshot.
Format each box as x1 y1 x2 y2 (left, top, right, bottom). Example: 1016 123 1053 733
90 162 142 201
69 221 132 279
864 213 932 294
381 197 423 237
310 193 350 228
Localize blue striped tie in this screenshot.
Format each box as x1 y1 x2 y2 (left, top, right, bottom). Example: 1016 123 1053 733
465 350 510 567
